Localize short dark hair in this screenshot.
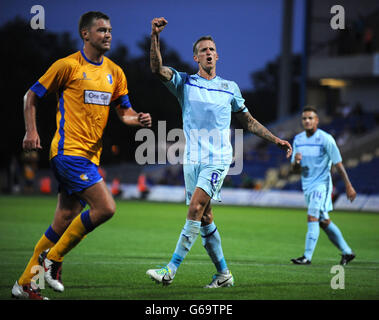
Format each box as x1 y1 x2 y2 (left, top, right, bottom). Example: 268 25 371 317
303 105 318 114
192 36 216 54
78 11 110 39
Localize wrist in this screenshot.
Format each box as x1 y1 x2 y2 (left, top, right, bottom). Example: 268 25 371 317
25 127 37 133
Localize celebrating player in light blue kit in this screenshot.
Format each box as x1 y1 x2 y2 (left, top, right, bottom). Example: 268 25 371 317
146 17 292 288
291 106 357 266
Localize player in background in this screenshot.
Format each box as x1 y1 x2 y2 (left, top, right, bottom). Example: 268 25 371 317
12 11 152 300
290 106 356 265
146 17 292 288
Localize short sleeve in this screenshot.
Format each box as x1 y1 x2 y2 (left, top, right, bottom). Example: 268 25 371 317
30 58 74 98
325 134 342 164
230 81 247 113
111 67 131 109
162 67 187 99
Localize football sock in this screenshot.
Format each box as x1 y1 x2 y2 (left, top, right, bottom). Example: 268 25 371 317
47 210 94 262
201 222 228 273
167 219 201 274
18 225 60 286
304 221 320 261
323 221 352 255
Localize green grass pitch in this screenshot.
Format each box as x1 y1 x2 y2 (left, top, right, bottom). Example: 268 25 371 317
1 195 378 300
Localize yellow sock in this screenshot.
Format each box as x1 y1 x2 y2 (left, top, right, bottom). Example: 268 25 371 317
18 234 55 286
47 213 88 262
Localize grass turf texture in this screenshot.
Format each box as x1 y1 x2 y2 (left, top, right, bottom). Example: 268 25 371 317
0 195 378 300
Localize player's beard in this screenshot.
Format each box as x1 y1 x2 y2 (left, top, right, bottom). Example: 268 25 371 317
93 41 111 54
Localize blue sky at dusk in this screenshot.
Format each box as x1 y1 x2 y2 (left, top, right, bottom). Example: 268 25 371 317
0 0 304 91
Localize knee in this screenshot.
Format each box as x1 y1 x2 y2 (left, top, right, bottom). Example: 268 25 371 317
99 200 116 220
307 215 319 223
106 201 116 218
201 207 213 226
319 219 331 229
201 214 212 226
188 201 206 220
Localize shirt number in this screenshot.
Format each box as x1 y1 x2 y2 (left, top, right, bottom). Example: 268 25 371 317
211 172 219 186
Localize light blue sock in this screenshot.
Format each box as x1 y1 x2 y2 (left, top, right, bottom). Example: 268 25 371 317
201 222 228 273
324 222 352 255
167 219 201 274
304 221 320 261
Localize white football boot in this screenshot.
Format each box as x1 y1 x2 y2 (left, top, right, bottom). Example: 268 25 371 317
146 266 175 286
39 250 64 292
204 270 234 288
11 281 49 300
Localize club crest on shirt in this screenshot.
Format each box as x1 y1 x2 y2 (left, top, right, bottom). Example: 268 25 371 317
107 74 113 84
221 82 229 90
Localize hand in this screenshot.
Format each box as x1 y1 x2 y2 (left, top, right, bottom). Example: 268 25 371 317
276 139 292 158
346 184 357 202
23 130 42 152
151 17 168 35
295 152 302 164
138 113 152 127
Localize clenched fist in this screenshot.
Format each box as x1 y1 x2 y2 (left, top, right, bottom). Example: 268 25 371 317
151 17 168 35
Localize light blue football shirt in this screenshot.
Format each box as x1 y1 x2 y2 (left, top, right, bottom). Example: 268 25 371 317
292 129 342 193
163 67 247 165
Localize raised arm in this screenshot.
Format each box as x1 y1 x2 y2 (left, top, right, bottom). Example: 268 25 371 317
335 162 356 202
235 110 292 158
116 106 152 127
150 17 173 81
23 89 42 152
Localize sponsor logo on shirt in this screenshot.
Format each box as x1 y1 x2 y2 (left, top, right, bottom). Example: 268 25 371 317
84 90 112 106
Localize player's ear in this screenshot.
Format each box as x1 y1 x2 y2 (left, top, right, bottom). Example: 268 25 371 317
193 55 199 63
81 29 89 41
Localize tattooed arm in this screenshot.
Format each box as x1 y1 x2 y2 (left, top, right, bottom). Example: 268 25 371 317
150 17 173 81
235 110 293 158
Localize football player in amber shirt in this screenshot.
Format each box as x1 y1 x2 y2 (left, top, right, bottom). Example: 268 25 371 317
12 11 151 300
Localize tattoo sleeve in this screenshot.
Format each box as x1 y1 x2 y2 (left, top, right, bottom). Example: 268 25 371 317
150 33 172 81
236 111 279 144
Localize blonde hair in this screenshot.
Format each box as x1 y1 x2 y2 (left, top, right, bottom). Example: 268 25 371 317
192 36 215 54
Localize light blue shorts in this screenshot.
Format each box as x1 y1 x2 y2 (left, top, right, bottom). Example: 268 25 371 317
304 184 333 221
183 163 230 205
